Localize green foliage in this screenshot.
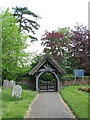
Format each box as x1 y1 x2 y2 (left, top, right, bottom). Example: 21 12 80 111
12 6 40 42
2 87 37 118
41 27 75 74
84 76 90 79
61 74 74 81
30 53 44 69
41 28 71 64
0 86 2 119
2 8 30 80
60 85 89 119
61 74 90 82
57 27 75 73
41 24 89 75
40 72 55 82
16 53 45 80
21 85 34 90
57 27 71 42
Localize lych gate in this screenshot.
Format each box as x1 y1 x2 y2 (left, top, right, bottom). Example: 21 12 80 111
29 54 66 92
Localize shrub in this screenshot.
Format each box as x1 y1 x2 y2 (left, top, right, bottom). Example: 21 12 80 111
61 74 74 81
61 74 90 82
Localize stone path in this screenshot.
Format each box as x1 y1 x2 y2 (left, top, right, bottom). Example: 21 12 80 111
26 92 76 118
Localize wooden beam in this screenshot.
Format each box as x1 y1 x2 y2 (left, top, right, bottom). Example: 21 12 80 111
39 68 56 72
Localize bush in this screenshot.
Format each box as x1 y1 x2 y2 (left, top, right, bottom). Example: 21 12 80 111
84 76 90 79
61 74 74 81
61 74 90 82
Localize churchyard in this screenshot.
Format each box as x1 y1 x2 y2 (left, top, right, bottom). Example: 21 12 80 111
1 78 90 119
1 5 90 119
1 55 90 119
2 83 37 118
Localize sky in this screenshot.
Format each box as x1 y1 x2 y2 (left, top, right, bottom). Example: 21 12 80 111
0 0 89 54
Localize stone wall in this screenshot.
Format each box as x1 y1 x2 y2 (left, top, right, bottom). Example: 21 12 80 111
17 78 36 90
60 78 90 87
17 77 90 90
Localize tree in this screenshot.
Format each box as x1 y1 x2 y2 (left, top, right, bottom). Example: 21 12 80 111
2 8 30 80
12 6 40 42
30 53 44 69
41 29 71 65
70 24 89 75
57 27 75 73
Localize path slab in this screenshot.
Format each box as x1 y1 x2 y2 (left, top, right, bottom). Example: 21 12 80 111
26 92 76 118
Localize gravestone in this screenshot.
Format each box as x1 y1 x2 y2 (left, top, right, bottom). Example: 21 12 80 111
12 85 22 98
9 80 15 88
3 80 9 88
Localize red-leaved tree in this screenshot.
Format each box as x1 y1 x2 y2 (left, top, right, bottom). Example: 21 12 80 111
70 24 89 75
41 30 70 64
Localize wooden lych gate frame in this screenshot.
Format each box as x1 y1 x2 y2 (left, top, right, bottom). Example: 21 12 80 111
29 54 66 92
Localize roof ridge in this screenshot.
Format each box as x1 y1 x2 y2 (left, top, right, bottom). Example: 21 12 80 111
29 54 66 75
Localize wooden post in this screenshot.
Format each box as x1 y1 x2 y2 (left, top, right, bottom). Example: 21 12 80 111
82 73 85 84
82 75 83 84
36 74 39 91
57 72 60 92
57 77 60 92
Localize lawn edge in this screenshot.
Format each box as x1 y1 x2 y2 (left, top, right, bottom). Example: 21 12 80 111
25 93 39 118
59 92 77 119
60 86 89 120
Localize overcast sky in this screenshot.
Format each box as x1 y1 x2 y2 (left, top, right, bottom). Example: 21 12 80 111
0 0 89 54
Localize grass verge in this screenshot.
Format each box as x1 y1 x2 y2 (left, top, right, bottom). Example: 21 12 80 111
2 85 37 118
0 86 2 119
60 85 90 119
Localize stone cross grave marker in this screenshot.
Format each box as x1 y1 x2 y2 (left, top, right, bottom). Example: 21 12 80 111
9 80 15 88
3 80 9 88
12 85 22 98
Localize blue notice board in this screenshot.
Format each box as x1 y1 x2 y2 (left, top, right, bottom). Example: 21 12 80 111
73 70 84 77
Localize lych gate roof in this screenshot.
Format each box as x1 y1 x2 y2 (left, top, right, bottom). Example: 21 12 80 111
29 54 66 75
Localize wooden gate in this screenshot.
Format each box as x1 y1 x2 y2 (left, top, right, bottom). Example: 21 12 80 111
38 81 56 91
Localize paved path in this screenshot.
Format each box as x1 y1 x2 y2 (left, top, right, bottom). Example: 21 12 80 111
26 92 76 118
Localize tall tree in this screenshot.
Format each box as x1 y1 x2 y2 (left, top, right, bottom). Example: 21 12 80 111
70 24 89 75
41 29 71 65
57 28 75 73
2 8 30 80
12 6 40 42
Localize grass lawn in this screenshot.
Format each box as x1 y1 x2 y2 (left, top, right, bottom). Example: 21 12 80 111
0 86 2 119
60 85 90 119
2 85 37 118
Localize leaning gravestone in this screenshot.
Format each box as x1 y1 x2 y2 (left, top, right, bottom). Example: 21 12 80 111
12 85 22 98
9 80 15 88
3 80 9 88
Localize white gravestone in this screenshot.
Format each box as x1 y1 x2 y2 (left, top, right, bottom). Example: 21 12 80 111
9 80 15 88
12 85 22 98
3 80 9 88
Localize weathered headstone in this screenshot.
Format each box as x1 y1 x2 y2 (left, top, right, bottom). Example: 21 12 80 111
12 85 22 98
3 80 9 88
9 80 15 88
